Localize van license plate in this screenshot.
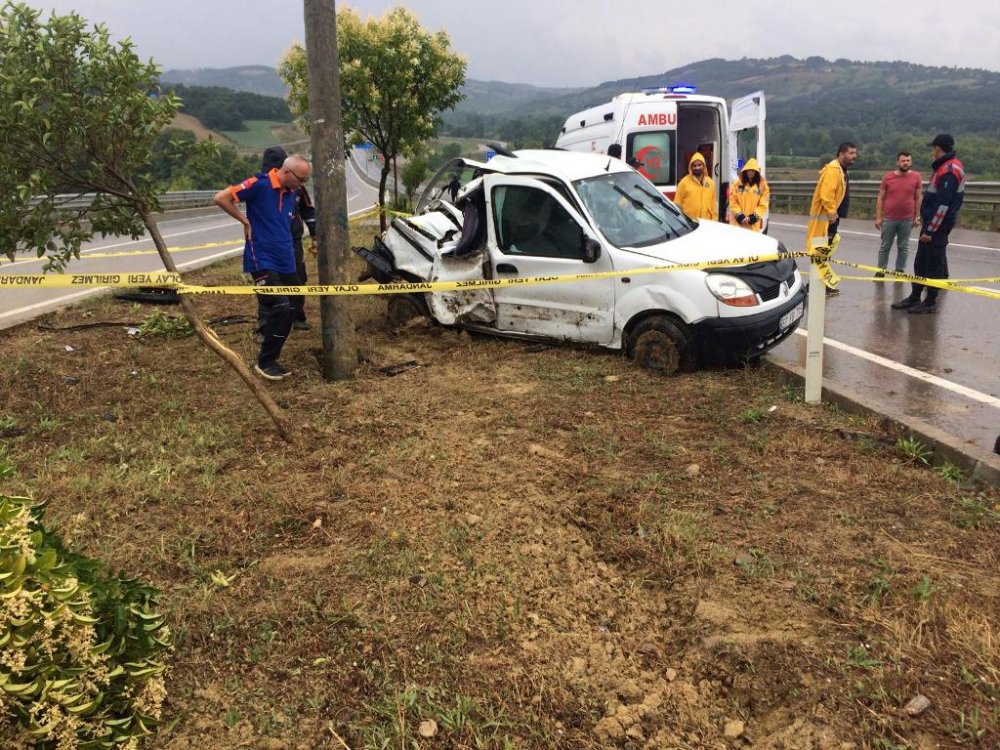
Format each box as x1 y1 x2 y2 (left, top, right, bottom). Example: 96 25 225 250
780 302 804 331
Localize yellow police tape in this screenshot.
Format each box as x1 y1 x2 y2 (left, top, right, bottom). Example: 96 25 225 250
0 254 799 295
2 236 998 301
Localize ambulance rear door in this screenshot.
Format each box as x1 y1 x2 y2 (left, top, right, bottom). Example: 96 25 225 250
727 91 766 179
623 100 678 197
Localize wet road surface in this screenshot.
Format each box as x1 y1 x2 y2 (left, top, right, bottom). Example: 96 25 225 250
0 156 381 329
767 215 1000 454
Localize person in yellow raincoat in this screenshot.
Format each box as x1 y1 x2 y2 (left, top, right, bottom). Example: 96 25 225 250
729 158 769 232
674 152 717 221
805 142 857 295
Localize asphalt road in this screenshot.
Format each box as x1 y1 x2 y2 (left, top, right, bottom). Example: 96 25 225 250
3 182 997 452
766 216 1000 455
0 154 381 329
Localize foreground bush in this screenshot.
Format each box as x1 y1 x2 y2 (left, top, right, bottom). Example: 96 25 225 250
1 473 170 750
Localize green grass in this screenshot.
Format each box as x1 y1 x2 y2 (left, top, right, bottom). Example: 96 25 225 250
220 120 291 149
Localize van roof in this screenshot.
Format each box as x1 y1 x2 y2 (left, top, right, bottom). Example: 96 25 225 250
612 91 726 106
483 149 633 182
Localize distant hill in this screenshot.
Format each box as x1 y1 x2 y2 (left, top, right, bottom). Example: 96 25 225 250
454 79 579 115
160 65 288 98
158 59 1000 176
443 56 1000 176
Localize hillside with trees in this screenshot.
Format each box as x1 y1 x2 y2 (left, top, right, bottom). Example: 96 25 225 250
160 64 287 97
159 57 1000 177
443 56 1000 177
166 84 292 132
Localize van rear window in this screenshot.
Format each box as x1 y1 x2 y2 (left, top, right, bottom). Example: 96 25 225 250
626 131 675 187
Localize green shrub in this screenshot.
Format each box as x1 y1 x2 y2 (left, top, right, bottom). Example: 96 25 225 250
1 486 170 749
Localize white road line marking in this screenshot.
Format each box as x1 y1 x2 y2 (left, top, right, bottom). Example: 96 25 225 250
0 247 242 324
792 328 1000 409
770 221 1000 253
4 222 239 269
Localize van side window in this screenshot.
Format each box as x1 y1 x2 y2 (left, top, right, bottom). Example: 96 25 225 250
493 185 583 259
627 131 676 187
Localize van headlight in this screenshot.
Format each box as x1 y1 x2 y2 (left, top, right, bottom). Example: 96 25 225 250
705 274 759 307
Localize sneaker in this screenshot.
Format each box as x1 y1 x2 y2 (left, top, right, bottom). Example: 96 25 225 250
254 362 292 380
874 272 885 278
292 320 312 331
907 300 937 314
825 287 841 297
891 296 920 310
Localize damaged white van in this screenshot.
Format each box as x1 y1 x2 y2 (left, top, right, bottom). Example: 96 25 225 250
355 148 804 374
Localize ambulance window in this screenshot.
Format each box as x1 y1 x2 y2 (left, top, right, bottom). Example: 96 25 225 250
735 127 758 170
626 131 675 186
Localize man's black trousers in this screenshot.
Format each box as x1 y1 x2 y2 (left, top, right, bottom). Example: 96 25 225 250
911 232 950 302
252 269 297 367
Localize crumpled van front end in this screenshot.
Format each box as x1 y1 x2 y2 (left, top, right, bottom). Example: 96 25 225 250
602 219 805 365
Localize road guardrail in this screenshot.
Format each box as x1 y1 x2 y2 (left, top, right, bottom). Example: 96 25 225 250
43 182 1000 231
769 181 1000 231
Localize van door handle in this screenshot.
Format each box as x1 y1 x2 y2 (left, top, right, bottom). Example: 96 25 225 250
496 263 518 275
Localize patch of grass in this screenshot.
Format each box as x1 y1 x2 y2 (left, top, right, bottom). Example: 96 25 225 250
950 497 999 529
936 461 965 484
360 684 514 750
220 119 292 149
737 547 776 580
846 645 883 670
139 309 194 339
895 435 932 465
911 575 938 603
738 407 766 424
862 558 896 606
793 568 819 602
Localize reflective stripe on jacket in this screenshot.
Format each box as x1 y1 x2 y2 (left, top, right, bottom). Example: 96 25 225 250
805 158 846 252
674 152 718 221
729 158 769 232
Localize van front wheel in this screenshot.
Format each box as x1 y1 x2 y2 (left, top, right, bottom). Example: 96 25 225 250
627 315 698 375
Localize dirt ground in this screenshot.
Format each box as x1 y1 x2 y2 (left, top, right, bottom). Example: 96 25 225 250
1 247 998 750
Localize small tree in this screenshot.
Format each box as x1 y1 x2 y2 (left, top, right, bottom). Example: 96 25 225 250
0 2 291 439
402 154 428 206
280 6 466 231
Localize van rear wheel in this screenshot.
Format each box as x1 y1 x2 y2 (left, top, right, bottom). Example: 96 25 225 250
628 315 697 375
387 294 427 327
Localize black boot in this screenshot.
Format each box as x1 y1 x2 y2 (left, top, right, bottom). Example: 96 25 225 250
892 283 922 309
891 294 921 310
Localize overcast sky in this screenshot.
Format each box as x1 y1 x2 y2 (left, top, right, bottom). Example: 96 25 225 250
21 0 1000 87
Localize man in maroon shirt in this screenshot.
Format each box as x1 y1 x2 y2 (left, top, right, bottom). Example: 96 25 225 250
874 151 922 276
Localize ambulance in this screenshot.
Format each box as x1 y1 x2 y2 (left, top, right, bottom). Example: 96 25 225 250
555 86 766 224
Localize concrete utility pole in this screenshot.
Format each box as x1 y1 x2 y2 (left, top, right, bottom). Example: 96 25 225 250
304 0 356 379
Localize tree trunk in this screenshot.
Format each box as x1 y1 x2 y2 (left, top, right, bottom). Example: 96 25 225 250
378 163 391 233
392 155 399 208
304 0 357 380
140 208 293 441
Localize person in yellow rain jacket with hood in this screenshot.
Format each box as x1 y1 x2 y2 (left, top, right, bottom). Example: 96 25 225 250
805 142 857 295
674 152 717 221
729 158 769 232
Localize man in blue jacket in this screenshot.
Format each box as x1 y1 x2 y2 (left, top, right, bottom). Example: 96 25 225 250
214 154 311 380
891 134 965 314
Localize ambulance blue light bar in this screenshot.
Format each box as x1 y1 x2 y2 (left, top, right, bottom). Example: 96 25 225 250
641 84 698 95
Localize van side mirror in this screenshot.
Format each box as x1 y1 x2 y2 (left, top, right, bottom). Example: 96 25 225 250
582 236 602 263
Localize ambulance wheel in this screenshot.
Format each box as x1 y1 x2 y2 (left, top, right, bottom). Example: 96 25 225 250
627 314 697 375
387 294 427 327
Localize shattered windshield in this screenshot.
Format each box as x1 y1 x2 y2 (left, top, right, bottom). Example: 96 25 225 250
573 171 695 248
